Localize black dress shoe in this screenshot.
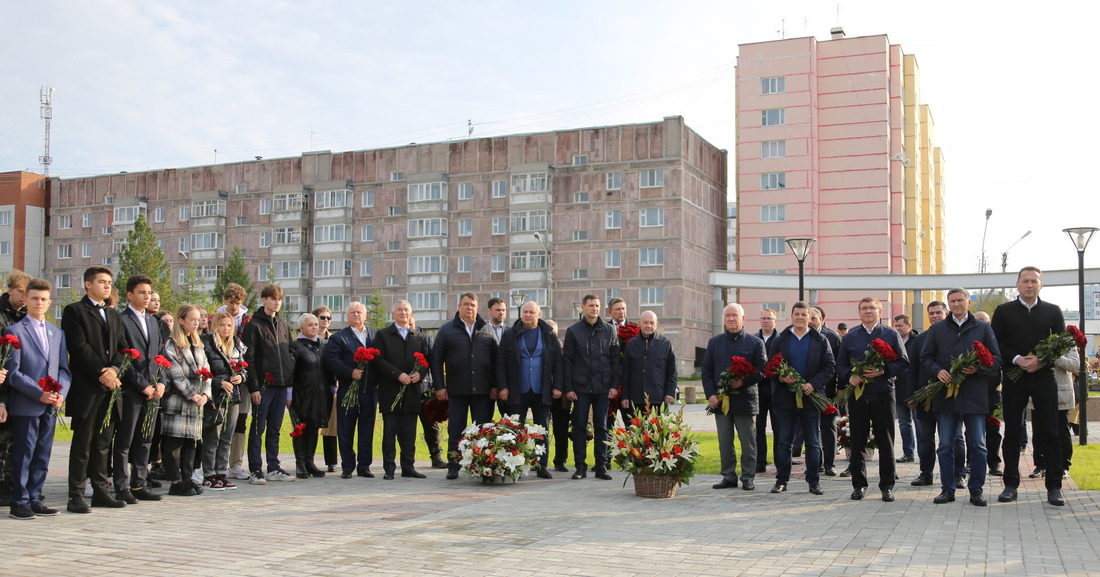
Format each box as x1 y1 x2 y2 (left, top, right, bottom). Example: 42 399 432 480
9 504 36 520
357 470 375 478
998 488 1018 502
340 471 353 479
431 457 449 469
970 490 988 506
445 470 459 480
67 497 91 514
911 475 934 486
712 478 738 489
895 455 915 463
536 468 553 479
1048 488 1065 506
146 479 163 489
571 470 587 480
594 469 612 481
933 489 956 504
115 491 138 505
554 464 569 473
382 472 395 480
770 482 787 493
850 487 866 500
29 502 58 516
130 488 162 502
881 488 895 502
808 483 823 495
742 480 755 491
402 470 427 479
327 464 337 473
989 467 1003 477
90 494 125 508
839 467 852 477
954 477 966 489
1029 467 1045 478
823 467 836 477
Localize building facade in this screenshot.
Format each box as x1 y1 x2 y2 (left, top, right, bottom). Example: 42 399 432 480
735 29 946 331
0 171 48 278
45 116 727 371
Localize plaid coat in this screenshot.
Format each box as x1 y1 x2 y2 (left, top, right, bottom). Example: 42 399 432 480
161 340 212 440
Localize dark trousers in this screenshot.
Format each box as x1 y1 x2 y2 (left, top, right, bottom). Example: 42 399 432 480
323 435 338 467
755 392 775 467
847 396 896 490
774 408 822 485
986 421 1002 470
1033 409 1073 471
896 401 916 458
820 412 838 469
336 386 377 473
161 435 196 483
113 395 153 490
9 413 56 506
446 394 494 471
550 396 571 467
1002 378 1063 490
0 422 13 497
418 414 442 459
68 393 115 499
248 386 287 473
572 392 610 472
381 411 418 474
513 391 551 469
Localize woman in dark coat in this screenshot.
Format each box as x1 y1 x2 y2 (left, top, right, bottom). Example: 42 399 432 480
289 313 332 479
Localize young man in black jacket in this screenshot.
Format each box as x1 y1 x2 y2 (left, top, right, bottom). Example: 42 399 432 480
242 284 296 484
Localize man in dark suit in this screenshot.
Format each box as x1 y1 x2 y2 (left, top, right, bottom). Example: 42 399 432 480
373 300 431 480
4 278 71 519
324 300 378 479
991 266 1068 506
563 295 620 481
809 306 841 476
112 275 166 503
754 308 779 473
63 266 127 513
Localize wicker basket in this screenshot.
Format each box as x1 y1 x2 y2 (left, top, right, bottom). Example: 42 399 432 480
633 472 679 498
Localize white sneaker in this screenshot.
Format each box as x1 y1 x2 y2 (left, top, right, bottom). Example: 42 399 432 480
191 470 203 484
228 466 250 480
248 471 267 485
265 469 296 482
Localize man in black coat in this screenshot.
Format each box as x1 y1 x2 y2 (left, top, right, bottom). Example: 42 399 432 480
431 293 497 480
63 266 128 513
324 301 376 479
372 300 431 480
562 295 620 481
619 311 677 413
754 308 779 473
991 266 1068 506
810 306 841 476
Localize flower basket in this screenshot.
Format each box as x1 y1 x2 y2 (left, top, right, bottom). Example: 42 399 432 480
457 415 547 483
633 472 679 498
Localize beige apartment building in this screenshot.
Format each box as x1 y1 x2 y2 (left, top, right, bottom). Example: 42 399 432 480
45 116 727 371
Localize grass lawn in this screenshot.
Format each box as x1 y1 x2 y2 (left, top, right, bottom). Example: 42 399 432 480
1070 444 1100 490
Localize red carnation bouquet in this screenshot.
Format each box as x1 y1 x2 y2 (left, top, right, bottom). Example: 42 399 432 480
38 376 66 430
0 334 21 368
391 352 430 412
706 356 757 415
1005 325 1084 382
835 338 897 408
101 348 142 433
763 353 835 412
421 388 449 423
141 355 173 439
617 323 641 352
908 340 996 411
287 407 308 438
341 347 380 409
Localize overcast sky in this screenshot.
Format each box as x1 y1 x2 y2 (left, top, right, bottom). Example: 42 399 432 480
3 0 1098 306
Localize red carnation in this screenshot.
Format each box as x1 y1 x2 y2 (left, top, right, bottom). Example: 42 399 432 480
870 338 898 362
38 376 62 394
264 372 275 385
413 352 429 368
617 323 641 345
122 348 141 360
353 347 380 363
727 356 756 381
196 367 213 381
289 422 308 438
1068 325 1088 349
154 355 172 369
230 360 249 371
4 334 21 349
823 404 838 416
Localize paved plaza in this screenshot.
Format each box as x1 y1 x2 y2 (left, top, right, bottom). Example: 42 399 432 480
3 404 1099 577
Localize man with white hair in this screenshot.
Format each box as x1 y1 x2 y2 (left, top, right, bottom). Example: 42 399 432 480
324 301 378 479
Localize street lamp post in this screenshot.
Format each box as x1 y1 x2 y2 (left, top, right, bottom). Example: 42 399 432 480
785 238 816 302
534 232 552 317
1064 226 1098 445
511 292 527 322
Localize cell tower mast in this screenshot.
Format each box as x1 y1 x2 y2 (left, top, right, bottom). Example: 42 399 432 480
39 87 54 176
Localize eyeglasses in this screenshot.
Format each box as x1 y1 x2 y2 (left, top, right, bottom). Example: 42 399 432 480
318 315 332 321
859 306 880 312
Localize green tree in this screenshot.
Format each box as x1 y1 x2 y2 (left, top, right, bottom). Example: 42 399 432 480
175 262 217 313
117 213 173 308
210 246 258 311
367 289 388 330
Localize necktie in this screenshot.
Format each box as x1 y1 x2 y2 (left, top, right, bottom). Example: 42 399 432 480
37 322 49 357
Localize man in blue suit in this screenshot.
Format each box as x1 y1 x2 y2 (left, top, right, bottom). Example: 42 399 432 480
4 278 71 519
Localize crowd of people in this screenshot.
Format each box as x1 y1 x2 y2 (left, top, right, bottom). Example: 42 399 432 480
0 264 1080 520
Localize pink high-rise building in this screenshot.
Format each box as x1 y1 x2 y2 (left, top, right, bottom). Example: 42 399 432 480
735 29 945 331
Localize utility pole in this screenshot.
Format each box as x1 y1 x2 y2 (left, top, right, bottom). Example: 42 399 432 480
39 87 54 176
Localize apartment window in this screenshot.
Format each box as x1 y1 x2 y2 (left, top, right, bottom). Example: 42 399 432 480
361 190 376 208
313 294 347 311
58 244 72 259
274 261 306 279
81 243 92 258
387 241 401 251
388 206 403 216
572 268 588 280
407 218 445 238
511 173 548 193
761 237 786 255
55 273 71 289
259 198 273 215
408 182 446 203
197 265 223 281
573 155 588 166
761 140 786 158
315 189 349 209
0 241 10 255
83 214 92 228
639 208 664 227
391 171 404 181
386 276 400 286
605 288 622 302
259 232 272 248
408 256 446 275
639 247 665 266
509 250 549 270
510 210 548 233
572 230 588 241
191 200 225 218
359 261 373 278
360 225 374 243
640 287 665 306
492 217 508 235
58 215 72 229
157 239 167 252
761 76 786 94
606 172 622 191
235 216 247 226
640 169 665 188
236 183 247 194
282 296 308 313
0 211 12 226
112 238 126 254
457 255 472 273
458 219 473 237
409 292 443 311
510 288 548 308
178 237 191 253
191 232 224 250
314 224 350 243
491 254 506 273
273 193 306 212
492 180 508 198
760 204 786 222
605 210 621 229
760 172 786 190
605 249 621 269
314 259 351 277
457 183 473 201
274 227 306 245
761 109 785 126
103 257 114 266
762 302 788 320
153 207 166 223
103 226 113 235
573 191 590 203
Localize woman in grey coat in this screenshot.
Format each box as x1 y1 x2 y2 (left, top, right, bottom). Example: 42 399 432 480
162 304 213 497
